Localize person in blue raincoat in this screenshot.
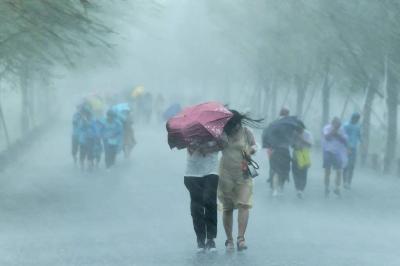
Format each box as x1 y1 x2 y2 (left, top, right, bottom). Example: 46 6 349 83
103 110 123 168
343 113 362 189
92 118 105 168
78 107 97 171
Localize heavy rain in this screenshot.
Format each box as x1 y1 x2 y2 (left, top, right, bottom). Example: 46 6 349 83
0 1 400 266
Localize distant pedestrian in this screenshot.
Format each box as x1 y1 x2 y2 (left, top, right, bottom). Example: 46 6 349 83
92 118 104 168
184 140 221 252
72 107 82 165
343 113 361 189
218 110 261 251
77 107 96 171
103 110 123 168
322 117 348 197
262 108 303 197
122 112 136 159
292 125 313 199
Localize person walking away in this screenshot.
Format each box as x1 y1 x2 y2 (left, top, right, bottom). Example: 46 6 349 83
322 117 348 197
92 118 104 168
292 125 313 199
154 94 165 123
184 140 221 253
72 107 82 165
78 107 96 171
218 110 262 251
142 93 153 124
123 112 136 159
343 113 361 189
103 110 123 168
262 107 295 197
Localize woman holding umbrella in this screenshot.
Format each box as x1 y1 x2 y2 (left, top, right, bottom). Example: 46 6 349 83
218 110 262 251
184 140 222 252
167 102 232 253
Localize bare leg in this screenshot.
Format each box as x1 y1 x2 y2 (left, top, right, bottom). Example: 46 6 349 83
335 170 342 195
238 206 249 238
324 168 331 196
223 210 233 241
324 168 331 189
272 173 279 196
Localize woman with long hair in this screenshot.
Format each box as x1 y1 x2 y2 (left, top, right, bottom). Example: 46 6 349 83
218 110 262 251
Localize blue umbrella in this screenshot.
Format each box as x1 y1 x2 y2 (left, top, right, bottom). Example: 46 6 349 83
111 103 131 122
163 103 181 121
112 103 130 113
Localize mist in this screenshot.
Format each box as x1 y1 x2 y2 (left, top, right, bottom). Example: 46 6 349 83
0 1 399 265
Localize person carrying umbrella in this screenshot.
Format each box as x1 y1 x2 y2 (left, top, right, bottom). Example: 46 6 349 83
218 110 262 251
184 140 222 252
262 109 304 197
167 102 232 252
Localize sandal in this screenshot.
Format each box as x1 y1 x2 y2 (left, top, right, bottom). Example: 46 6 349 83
225 239 235 251
237 236 248 251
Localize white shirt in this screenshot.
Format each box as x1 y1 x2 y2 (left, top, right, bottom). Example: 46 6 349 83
185 149 219 177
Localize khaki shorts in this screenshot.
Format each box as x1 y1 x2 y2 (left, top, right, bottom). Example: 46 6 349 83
218 177 253 211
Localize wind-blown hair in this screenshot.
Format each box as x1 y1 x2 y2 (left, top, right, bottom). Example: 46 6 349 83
224 109 264 136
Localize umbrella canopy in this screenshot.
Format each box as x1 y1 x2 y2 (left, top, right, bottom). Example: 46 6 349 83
131 86 145 98
111 103 131 122
86 96 105 113
262 116 304 149
167 102 232 149
163 103 182 121
112 103 130 113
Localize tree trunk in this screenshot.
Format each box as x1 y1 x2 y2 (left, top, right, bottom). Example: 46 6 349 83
20 66 31 135
296 85 307 118
360 83 375 166
384 74 398 174
262 86 271 122
0 100 10 147
340 93 351 119
270 83 277 121
321 75 330 128
321 60 331 129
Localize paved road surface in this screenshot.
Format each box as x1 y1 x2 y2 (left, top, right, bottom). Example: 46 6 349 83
1 124 399 266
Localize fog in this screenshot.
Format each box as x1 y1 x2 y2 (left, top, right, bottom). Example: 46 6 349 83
1 1 400 265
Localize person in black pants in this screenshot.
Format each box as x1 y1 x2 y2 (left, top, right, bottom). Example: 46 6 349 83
292 127 313 198
184 141 221 252
184 175 219 250
292 160 308 196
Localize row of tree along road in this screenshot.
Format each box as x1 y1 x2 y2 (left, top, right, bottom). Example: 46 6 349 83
207 0 400 175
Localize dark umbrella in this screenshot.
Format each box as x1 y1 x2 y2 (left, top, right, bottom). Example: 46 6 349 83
262 116 304 149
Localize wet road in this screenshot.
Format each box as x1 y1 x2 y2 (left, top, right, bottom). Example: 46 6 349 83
1 124 399 266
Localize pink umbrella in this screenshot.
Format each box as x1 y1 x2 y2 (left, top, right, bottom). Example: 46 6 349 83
167 102 233 149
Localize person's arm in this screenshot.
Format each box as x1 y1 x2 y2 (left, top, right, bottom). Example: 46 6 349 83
335 129 348 146
301 131 313 148
244 128 257 155
323 126 336 140
198 141 221 155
